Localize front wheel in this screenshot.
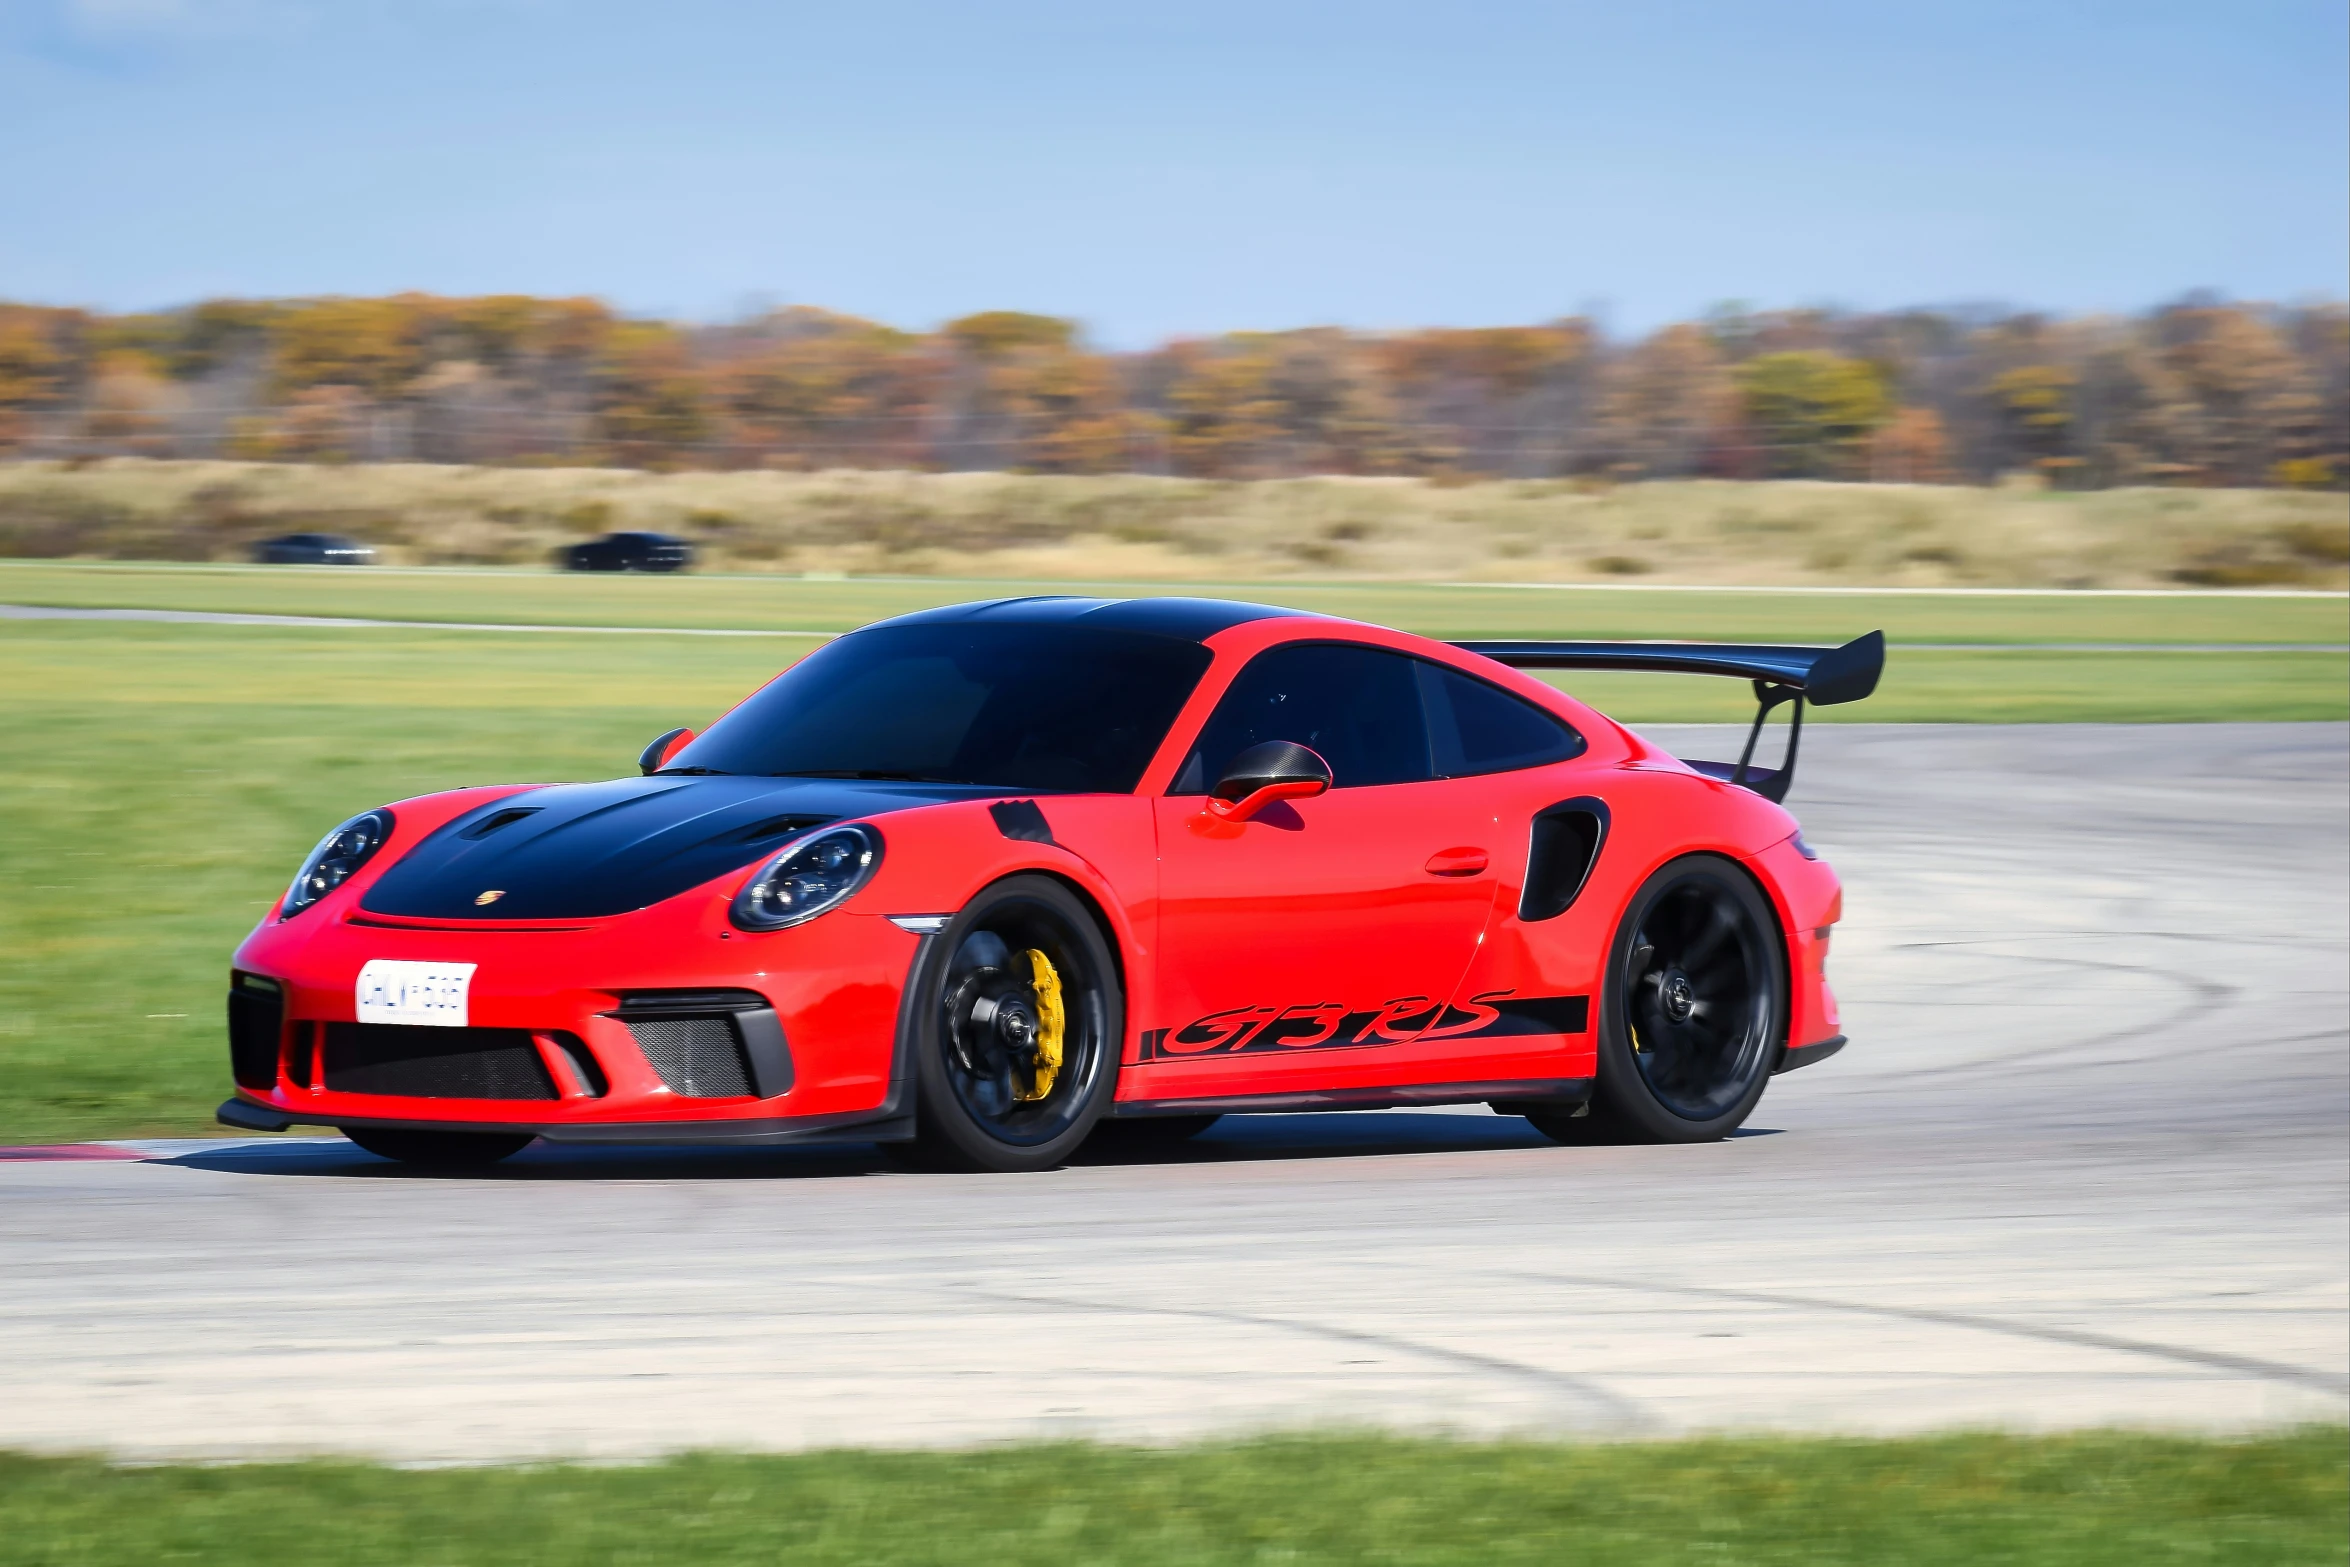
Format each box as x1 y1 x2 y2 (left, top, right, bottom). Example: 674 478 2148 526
1530 853 1785 1145
910 875 1122 1172
342 1127 535 1166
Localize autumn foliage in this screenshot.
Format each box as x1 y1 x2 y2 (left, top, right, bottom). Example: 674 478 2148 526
0 292 2341 487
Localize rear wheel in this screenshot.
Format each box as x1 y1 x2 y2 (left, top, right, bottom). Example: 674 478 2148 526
911 876 1121 1172
1527 853 1784 1145
342 1127 535 1166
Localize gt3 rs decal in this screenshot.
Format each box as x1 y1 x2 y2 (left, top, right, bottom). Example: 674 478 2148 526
1138 991 1587 1061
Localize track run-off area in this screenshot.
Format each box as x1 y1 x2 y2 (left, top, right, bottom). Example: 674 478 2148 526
2 723 2343 1461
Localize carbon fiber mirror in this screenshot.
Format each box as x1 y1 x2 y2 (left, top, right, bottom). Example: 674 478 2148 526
639 727 695 775
1209 740 1332 822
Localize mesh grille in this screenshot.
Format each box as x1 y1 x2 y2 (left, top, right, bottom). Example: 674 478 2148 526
226 986 283 1089
322 1023 557 1100
626 1017 753 1098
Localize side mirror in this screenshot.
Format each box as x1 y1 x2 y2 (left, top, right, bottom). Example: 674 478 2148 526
1208 740 1332 822
639 727 696 775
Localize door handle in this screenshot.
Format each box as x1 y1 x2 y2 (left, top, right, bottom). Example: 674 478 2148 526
1424 847 1489 877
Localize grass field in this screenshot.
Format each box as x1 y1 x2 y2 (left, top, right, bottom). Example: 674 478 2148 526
1 1430 2342 1565
7 556 2350 642
4 460 2347 588
0 566 2342 1142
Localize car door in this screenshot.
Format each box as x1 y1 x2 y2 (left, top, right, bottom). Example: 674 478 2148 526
1139 641 1503 1097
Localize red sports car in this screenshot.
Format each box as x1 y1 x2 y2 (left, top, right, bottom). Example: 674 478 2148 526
220 597 1881 1171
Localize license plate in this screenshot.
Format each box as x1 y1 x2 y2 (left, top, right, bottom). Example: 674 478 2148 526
355 960 477 1027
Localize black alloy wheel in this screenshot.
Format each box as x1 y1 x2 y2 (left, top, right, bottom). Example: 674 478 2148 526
911 875 1122 1172
1528 853 1785 1145
341 1127 536 1166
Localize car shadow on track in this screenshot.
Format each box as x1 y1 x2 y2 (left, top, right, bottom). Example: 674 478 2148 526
155 1112 1782 1181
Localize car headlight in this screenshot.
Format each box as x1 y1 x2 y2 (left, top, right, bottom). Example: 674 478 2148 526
731 824 882 931
279 808 396 919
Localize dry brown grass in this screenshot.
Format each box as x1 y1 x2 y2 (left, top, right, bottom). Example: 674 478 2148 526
1 460 2344 588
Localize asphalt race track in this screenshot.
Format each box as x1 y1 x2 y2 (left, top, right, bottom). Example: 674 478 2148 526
3 724 2344 1460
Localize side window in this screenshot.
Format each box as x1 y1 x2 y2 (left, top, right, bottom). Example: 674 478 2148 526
1419 662 1585 777
1174 642 1433 791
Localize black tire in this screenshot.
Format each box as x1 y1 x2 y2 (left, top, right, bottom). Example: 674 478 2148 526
1084 1114 1220 1152
911 875 1123 1172
1533 853 1785 1145
342 1127 536 1166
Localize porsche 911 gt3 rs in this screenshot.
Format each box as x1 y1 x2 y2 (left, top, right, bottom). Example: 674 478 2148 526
220 596 1882 1171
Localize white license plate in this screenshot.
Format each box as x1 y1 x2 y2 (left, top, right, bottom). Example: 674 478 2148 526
355 960 477 1027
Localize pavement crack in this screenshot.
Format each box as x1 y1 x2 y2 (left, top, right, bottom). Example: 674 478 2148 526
947 1284 1656 1432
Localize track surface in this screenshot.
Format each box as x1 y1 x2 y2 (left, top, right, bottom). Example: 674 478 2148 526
3 724 2344 1459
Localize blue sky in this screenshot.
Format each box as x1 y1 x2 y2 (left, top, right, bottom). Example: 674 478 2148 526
2 0 2342 344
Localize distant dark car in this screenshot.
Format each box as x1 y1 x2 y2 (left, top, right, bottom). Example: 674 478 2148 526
253 533 376 566
560 531 694 573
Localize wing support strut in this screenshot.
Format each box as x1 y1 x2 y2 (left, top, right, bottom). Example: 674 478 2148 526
1450 630 1884 803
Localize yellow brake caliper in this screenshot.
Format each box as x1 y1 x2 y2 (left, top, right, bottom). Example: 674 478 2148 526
1015 947 1065 1102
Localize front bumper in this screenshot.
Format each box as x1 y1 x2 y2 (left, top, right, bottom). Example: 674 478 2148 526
227 899 923 1137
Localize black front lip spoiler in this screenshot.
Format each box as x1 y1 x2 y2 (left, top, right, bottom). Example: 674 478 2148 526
215 1096 914 1148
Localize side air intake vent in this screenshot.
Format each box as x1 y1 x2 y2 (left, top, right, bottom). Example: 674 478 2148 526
612 989 794 1099
1520 797 1610 922
226 973 284 1089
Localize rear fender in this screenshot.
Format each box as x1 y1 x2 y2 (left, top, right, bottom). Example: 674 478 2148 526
1448 766 1808 1067
1743 832 1844 1053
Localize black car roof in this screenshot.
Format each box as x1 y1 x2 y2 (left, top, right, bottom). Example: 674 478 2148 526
870 595 1311 641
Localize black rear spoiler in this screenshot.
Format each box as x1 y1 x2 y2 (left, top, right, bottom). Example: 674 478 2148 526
1449 630 1884 803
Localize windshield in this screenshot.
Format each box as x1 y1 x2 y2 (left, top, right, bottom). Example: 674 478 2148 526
666 623 1214 793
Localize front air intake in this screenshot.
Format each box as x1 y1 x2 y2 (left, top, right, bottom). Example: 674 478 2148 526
612 989 793 1099
321 1023 558 1100
226 973 284 1089
624 1017 754 1098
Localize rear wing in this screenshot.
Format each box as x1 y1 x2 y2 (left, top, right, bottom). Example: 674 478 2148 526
1449 630 1884 803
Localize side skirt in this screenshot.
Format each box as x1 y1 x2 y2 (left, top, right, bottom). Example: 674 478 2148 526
1774 1034 1847 1075
1112 1077 1592 1118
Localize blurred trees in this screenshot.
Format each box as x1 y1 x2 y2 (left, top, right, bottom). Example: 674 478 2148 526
1735 352 1892 478
1591 324 1736 477
0 291 2340 488
715 308 936 469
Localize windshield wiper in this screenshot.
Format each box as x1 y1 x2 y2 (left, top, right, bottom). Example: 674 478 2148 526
654 766 734 776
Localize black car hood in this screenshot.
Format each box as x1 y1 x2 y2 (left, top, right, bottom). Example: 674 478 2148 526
360 776 987 921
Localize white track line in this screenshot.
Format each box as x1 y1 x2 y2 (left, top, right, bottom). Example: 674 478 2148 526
0 604 827 637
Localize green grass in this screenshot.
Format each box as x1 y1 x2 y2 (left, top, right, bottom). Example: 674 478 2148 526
6 556 2349 642
0 576 2342 1141
0 1431 2341 1566
0 623 774 1143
